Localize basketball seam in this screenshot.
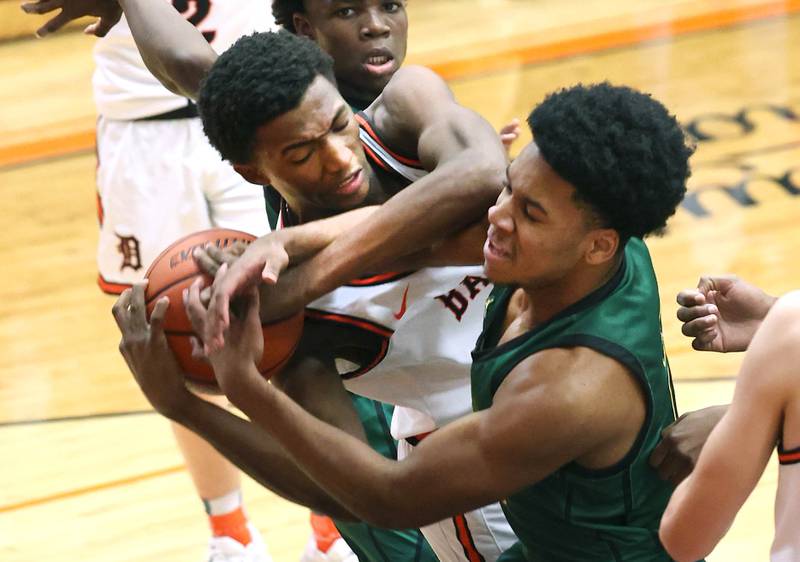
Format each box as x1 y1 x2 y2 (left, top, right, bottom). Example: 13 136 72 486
164 320 302 371
143 228 253 278
145 272 204 306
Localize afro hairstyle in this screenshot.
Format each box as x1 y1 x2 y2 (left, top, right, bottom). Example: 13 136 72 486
528 82 693 241
197 30 335 163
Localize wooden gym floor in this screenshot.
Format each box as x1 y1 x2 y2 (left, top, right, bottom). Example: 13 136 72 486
2 0 799 560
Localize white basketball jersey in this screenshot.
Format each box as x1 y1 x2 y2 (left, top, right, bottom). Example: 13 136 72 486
772 447 800 561
93 0 274 120
280 113 492 439
307 266 491 439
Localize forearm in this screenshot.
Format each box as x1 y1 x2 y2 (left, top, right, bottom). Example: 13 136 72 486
226 365 502 529
319 153 500 278
660 462 739 561
167 394 356 519
387 217 488 270
227 370 446 528
118 0 216 99
269 156 502 315
277 206 379 263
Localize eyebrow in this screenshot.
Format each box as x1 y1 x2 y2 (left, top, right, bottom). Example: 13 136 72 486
506 165 548 216
281 105 348 155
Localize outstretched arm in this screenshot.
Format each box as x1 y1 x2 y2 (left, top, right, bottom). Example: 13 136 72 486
290 66 505 299
112 283 362 519
205 66 504 336
118 0 216 98
195 284 643 528
660 292 800 561
21 0 215 98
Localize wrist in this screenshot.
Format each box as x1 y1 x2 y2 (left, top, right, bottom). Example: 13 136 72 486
156 386 199 422
761 293 779 319
211 358 259 398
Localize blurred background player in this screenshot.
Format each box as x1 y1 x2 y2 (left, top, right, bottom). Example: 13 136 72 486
25 1 273 560
661 277 799 561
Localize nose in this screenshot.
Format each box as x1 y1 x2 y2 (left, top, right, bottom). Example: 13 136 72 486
322 135 353 174
488 192 514 233
360 9 390 39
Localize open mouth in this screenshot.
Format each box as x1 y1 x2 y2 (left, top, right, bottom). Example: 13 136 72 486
484 234 511 261
363 49 395 75
336 168 365 196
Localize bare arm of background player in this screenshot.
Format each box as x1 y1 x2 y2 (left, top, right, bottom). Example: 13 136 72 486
205 67 505 344
660 292 800 561
112 283 367 520
22 0 215 99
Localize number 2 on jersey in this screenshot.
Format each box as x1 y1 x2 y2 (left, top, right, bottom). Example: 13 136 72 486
172 0 216 43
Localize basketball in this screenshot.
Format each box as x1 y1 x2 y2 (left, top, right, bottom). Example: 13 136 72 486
144 228 304 390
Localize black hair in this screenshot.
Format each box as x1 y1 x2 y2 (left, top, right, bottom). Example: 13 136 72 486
272 0 305 33
198 30 335 163
528 82 693 240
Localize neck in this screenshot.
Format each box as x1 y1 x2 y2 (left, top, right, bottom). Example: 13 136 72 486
339 83 380 111
518 254 623 328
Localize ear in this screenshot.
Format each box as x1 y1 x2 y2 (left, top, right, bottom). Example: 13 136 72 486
584 228 619 266
293 14 316 40
233 163 270 186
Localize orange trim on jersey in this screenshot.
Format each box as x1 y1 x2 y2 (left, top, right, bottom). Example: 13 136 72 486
347 271 412 286
304 309 394 338
346 337 390 379
453 514 486 562
97 274 132 295
96 192 104 225
362 143 391 172
355 113 423 168
779 450 800 464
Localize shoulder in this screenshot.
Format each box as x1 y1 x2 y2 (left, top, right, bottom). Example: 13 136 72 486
492 346 646 432
477 346 646 471
381 66 451 105
368 66 455 135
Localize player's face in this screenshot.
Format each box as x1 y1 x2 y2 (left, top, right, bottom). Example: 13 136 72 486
247 75 370 214
483 142 602 288
298 1 408 103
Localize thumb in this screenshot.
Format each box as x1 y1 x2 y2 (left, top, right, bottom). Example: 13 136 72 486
261 250 288 284
92 16 116 37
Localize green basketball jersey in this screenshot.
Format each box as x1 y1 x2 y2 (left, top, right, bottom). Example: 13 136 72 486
471 238 678 562
333 394 437 562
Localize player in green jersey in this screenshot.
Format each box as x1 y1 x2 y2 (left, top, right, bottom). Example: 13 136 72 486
161 82 694 561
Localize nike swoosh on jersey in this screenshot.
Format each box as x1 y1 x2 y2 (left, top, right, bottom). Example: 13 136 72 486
393 285 411 320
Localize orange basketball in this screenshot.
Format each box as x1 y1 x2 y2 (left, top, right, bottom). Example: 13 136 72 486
144 228 304 391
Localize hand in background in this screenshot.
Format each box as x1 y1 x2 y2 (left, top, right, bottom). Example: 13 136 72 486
677 275 776 352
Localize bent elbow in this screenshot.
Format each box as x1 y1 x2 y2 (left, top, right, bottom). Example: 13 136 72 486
159 51 214 99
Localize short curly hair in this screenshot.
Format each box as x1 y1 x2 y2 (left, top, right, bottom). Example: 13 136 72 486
529 83 693 240
198 30 335 163
272 0 305 33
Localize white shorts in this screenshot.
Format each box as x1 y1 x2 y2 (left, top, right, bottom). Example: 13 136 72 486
95 116 269 293
397 439 518 562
